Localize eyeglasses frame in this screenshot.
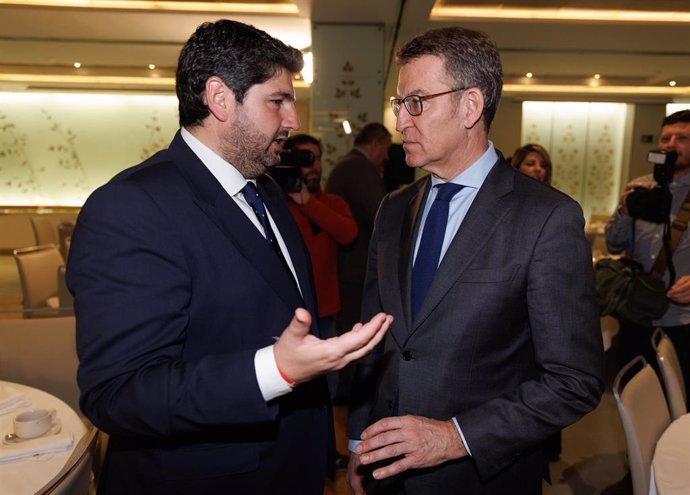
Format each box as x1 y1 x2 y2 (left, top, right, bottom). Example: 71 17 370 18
390 87 467 117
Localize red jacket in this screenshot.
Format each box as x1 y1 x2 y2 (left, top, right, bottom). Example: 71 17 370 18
288 191 358 317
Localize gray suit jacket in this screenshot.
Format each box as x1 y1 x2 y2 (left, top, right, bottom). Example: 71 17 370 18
348 158 604 494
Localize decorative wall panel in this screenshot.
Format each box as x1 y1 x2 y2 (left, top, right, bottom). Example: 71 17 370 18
310 23 384 179
0 92 178 206
522 101 627 221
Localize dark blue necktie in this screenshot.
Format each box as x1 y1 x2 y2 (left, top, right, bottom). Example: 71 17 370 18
411 183 464 321
241 182 298 289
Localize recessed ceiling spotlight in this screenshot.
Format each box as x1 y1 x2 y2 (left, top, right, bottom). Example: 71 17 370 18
669 80 677 87
73 62 81 69
148 64 156 70
525 72 533 78
594 74 601 80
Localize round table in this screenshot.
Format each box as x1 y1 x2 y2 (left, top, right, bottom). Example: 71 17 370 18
0 381 88 495
652 413 690 495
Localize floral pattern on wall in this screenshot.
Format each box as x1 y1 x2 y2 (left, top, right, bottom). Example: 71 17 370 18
521 101 627 221
0 92 178 206
311 24 384 178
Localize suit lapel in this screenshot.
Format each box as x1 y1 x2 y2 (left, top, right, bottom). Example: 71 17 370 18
396 179 430 341
168 132 305 313
409 159 514 335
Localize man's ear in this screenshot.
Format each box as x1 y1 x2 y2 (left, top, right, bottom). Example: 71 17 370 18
205 76 235 122
460 88 484 130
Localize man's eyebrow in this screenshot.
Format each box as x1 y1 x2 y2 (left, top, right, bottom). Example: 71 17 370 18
270 91 295 101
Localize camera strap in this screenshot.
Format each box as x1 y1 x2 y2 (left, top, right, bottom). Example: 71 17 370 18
649 187 690 285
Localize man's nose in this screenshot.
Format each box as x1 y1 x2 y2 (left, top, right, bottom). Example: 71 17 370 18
283 104 300 131
395 109 411 133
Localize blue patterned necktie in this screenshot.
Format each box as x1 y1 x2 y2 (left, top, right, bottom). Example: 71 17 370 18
241 182 298 289
411 183 464 321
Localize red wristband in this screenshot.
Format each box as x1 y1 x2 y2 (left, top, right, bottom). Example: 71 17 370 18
277 366 297 387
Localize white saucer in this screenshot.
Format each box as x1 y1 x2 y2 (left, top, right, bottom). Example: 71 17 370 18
3 418 62 445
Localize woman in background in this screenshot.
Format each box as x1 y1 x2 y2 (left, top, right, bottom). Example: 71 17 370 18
511 143 553 185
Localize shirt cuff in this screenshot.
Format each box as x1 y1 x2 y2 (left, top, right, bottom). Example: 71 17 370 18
452 417 472 457
254 345 293 402
348 439 362 453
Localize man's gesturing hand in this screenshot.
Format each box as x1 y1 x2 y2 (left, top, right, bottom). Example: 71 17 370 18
355 416 467 480
273 308 392 384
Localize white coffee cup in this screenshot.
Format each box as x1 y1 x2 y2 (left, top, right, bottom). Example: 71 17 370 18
13 408 57 439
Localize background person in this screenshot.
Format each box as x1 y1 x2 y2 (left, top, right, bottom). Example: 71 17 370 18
281 133 358 469
605 109 690 398
326 122 392 403
511 143 553 185
67 20 391 495
347 26 604 495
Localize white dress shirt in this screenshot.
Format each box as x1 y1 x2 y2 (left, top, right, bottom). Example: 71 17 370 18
180 128 295 401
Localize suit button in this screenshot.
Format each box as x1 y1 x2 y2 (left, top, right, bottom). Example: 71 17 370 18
402 351 413 361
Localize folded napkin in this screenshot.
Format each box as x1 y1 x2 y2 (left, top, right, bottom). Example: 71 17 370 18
0 433 74 463
0 384 30 415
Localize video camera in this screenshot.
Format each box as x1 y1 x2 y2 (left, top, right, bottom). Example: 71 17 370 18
270 149 315 193
625 149 677 223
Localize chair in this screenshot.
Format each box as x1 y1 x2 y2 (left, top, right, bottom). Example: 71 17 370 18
652 328 688 420
13 244 64 317
613 356 671 495
58 265 74 316
57 221 74 262
0 316 80 411
37 425 98 495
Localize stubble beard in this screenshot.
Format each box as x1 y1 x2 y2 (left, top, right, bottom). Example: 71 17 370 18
220 114 287 180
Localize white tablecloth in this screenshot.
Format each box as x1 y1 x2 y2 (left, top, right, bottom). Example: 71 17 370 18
0 381 87 495
652 413 690 495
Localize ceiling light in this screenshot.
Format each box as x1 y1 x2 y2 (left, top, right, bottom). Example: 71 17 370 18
503 84 690 96
73 62 81 69
526 72 533 79
594 74 601 80
670 81 677 87
430 6 690 24
148 64 156 70
301 52 313 85
0 1 299 15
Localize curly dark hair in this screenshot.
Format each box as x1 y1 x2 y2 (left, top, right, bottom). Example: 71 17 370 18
176 20 303 128
396 27 503 132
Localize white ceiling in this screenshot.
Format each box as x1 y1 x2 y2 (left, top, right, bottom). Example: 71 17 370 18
0 0 688 101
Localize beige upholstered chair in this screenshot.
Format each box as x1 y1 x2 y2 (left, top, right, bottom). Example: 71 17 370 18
13 244 64 317
57 265 74 316
652 328 688 420
613 356 671 495
0 316 80 411
37 425 98 495
57 221 74 262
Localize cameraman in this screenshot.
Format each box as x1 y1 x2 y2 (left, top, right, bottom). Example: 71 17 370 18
281 135 358 397
605 109 690 396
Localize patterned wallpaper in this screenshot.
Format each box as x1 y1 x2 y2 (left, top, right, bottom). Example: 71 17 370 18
0 92 178 206
310 23 385 179
522 101 627 221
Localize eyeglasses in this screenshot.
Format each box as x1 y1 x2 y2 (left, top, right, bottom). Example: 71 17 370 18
390 88 466 117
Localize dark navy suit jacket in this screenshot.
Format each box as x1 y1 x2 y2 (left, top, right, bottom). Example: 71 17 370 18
67 131 331 494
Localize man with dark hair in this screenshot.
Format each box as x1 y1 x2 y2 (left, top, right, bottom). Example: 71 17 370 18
67 20 391 494
606 108 690 397
326 123 391 336
347 26 604 495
